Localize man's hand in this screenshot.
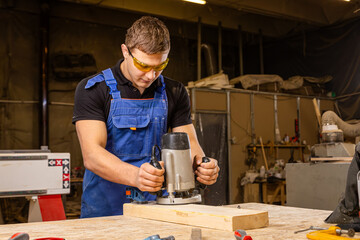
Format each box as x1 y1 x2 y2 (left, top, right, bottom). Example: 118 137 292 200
194 155 220 185
135 162 165 192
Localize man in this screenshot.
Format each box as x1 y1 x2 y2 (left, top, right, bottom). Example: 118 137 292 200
73 16 219 218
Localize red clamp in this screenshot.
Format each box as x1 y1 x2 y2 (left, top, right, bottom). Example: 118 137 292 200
234 230 253 240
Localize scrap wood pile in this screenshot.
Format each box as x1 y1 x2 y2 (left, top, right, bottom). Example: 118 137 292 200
187 71 234 90
229 74 332 96
187 72 332 97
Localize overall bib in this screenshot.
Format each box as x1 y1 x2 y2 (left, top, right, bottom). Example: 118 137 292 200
81 68 168 218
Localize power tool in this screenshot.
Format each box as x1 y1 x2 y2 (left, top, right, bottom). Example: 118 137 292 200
143 234 175 240
127 132 205 205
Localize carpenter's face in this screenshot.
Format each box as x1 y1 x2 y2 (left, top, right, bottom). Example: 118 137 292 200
123 46 169 94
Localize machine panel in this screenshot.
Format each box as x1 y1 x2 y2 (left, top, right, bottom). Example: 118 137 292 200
0 152 70 197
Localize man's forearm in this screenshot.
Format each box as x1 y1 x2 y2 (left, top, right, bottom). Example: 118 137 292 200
82 145 139 186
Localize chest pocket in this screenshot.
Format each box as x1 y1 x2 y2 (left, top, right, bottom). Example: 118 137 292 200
111 115 151 157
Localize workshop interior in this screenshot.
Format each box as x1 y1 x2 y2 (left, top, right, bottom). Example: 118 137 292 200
2 0 360 239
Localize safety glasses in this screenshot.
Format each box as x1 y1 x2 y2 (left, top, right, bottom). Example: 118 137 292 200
127 46 169 72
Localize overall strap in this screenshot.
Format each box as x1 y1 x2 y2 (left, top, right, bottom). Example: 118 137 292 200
102 68 121 99
154 75 166 100
155 75 165 94
84 74 104 89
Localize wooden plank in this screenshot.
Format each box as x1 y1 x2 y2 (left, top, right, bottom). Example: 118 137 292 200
123 203 268 231
310 157 352 162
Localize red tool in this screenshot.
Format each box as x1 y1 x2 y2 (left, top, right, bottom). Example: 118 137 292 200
234 230 253 240
9 233 29 240
9 233 64 240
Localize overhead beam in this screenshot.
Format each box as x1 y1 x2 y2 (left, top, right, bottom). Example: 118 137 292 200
208 0 330 25
61 0 321 37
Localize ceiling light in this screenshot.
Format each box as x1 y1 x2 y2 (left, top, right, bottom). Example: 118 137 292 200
183 0 206 5
344 0 351 2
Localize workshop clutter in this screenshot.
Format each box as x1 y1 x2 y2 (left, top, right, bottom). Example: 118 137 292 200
187 72 234 90
187 72 332 97
241 150 287 205
229 74 332 96
241 134 306 205
240 159 286 187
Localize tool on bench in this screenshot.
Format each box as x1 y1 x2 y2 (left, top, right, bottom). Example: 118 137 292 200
127 132 206 205
9 233 29 240
305 226 357 240
295 226 355 237
143 234 175 240
295 226 332 234
9 232 65 240
234 230 252 240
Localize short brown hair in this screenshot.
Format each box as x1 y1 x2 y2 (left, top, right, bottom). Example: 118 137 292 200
125 16 170 54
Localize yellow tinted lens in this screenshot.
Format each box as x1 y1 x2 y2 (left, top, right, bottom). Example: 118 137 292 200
133 57 169 72
153 59 169 71
133 59 151 72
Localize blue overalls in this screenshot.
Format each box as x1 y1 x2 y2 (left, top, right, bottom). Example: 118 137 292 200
81 68 168 218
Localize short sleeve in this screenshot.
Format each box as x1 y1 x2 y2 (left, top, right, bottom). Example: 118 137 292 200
72 75 108 124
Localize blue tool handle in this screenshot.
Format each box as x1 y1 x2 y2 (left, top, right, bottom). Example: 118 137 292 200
144 235 175 240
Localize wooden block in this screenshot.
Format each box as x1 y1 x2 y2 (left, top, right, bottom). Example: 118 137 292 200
123 203 268 231
310 157 352 162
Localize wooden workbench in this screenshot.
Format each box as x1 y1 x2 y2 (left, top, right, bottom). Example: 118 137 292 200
0 203 343 240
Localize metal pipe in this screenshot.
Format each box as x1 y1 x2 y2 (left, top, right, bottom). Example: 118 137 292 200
39 0 50 147
201 44 216 76
218 21 222 73
226 90 231 204
0 100 39 104
274 95 281 143
335 91 360 100
197 17 202 80
0 100 74 106
259 28 264 74
317 98 321 142
238 25 244 76
190 87 333 100
195 110 226 114
250 94 256 144
1 106 5 149
50 101 74 106
191 88 196 123
297 97 301 143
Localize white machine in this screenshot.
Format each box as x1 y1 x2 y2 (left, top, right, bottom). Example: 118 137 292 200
311 123 355 158
0 149 70 222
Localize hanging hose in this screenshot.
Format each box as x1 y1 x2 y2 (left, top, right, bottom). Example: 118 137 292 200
322 111 360 138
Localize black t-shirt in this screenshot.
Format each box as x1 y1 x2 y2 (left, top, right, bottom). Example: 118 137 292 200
72 59 192 129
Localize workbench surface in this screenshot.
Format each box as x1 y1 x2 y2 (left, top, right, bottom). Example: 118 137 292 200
0 203 341 240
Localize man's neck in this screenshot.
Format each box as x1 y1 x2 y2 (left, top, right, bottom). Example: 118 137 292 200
119 61 145 95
